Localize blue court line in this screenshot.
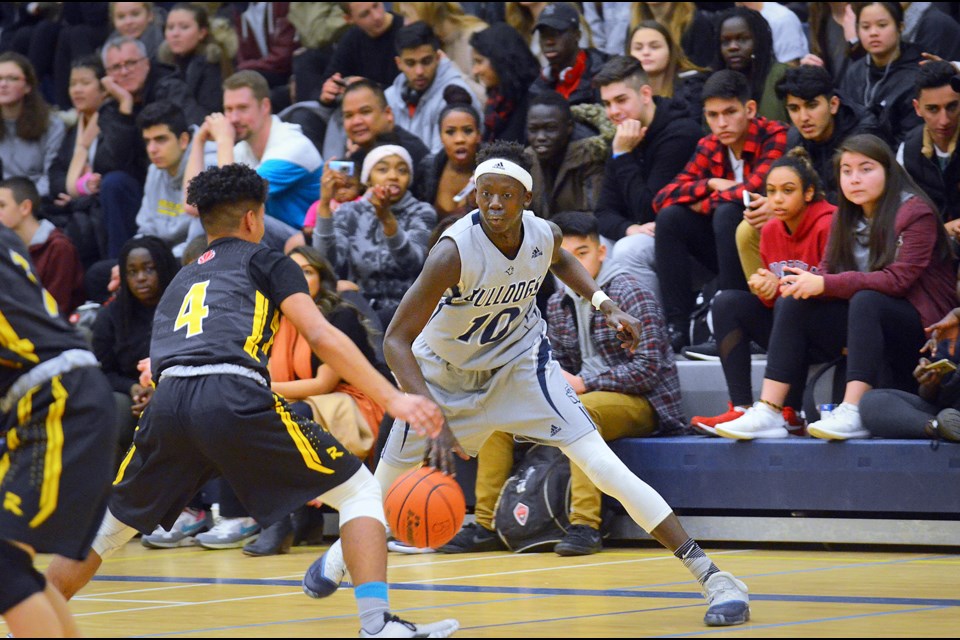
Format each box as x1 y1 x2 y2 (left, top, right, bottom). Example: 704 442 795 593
92 574 960 608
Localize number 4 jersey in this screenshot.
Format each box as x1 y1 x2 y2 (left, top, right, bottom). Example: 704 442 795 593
419 211 555 371
150 238 308 381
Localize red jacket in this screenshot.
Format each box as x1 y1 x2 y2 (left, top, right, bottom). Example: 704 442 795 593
234 2 297 77
820 196 957 328
29 227 85 315
759 199 836 308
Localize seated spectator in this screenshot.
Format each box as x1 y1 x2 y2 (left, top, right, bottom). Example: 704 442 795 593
318 1 403 107
385 22 483 154
228 2 296 92
898 61 960 235
736 2 809 65
839 2 922 148
712 6 789 123
582 2 633 57
108 2 164 59
860 309 960 440
0 176 85 315
653 70 787 353
49 55 109 265
505 1 592 65
287 3 348 104
0 52 66 209
416 86 482 222
527 2 610 106
631 2 716 69
524 92 606 220
134 101 193 258
246 245 388 556
298 166 365 250
716 134 956 441
469 23 541 144
691 148 836 434
184 70 322 252
776 64 881 204
393 1 489 100
804 2 859 84
440 211 686 556
91 235 179 465
0 2 61 105
313 144 436 327
97 36 204 258
52 4 111 111
157 3 233 117
593 55 703 304
626 21 708 122
901 1 960 63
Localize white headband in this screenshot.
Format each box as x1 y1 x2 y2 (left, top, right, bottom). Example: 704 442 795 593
360 144 414 184
474 158 533 192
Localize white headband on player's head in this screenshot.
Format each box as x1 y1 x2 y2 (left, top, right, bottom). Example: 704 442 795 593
474 158 533 192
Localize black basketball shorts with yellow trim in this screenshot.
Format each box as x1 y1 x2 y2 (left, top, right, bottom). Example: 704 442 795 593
110 374 363 534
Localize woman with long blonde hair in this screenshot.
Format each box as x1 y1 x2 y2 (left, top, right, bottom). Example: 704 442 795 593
631 2 715 68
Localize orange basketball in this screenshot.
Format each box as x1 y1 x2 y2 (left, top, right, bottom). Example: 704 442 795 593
384 466 466 549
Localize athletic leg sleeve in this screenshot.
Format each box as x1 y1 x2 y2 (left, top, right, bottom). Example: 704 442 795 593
90 508 139 559
317 467 386 527
561 431 673 533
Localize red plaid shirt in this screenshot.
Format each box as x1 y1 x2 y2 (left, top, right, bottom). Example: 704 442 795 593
652 116 787 215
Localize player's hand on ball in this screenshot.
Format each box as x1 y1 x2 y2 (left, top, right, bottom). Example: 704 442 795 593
386 392 444 437
424 423 468 476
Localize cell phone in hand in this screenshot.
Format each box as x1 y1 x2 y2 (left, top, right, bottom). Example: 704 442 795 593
923 358 958 375
328 160 355 177
743 191 757 208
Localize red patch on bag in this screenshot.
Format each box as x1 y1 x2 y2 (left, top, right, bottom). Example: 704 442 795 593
513 502 529 526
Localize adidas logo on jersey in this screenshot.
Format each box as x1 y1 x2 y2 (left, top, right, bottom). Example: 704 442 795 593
531 247 542 258
505 266 515 275
550 424 561 437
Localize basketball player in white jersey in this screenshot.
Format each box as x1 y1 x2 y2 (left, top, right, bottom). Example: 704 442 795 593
304 141 752 627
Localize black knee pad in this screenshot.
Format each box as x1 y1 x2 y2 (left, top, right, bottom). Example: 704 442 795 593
0 540 46 614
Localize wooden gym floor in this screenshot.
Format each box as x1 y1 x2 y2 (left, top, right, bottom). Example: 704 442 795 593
9 538 959 637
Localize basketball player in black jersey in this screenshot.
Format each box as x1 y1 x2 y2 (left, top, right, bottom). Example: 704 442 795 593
45 164 459 638
0 225 116 637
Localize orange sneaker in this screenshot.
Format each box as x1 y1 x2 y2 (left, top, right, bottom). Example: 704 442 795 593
692 402 747 436
783 406 806 436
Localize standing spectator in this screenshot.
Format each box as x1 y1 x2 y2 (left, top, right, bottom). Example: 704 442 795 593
108 2 164 59
735 2 809 65
229 2 296 92
91 235 179 465
97 36 204 258
313 145 436 326
52 3 111 111
0 52 65 206
839 2 923 147
385 22 483 154
717 134 956 441
713 6 789 123
183 70 322 251
524 92 607 220
469 23 541 144
0 176 85 315
319 1 404 108
158 3 233 117
593 55 703 305
416 86 482 222
901 1 960 63
527 2 610 106
626 21 708 121
898 61 960 233
392 2 489 101
583 3 633 57
631 2 717 68
652 70 787 353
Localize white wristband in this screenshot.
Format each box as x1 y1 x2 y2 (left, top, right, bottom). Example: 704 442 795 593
591 291 611 311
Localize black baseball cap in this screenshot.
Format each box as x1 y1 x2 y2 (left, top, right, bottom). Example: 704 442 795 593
535 3 580 32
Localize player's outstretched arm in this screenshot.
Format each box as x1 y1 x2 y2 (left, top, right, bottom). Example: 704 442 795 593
281 293 443 437
547 222 643 352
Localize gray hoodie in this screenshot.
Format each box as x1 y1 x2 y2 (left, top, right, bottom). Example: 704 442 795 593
135 142 191 257
385 57 484 154
563 257 632 380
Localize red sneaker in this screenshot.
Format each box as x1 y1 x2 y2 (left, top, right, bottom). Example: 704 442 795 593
783 406 806 436
691 402 747 436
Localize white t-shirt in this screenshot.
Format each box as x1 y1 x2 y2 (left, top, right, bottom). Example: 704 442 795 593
728 147 745 183
760 2 809 63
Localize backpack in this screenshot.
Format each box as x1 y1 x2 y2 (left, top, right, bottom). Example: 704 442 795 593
493 444 571 552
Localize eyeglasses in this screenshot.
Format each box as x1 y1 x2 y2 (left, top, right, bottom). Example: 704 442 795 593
0 75 25 84
106 58 145 75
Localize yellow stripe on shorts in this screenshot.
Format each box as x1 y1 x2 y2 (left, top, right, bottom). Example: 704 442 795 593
274 396 335 475
30 376 66 527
